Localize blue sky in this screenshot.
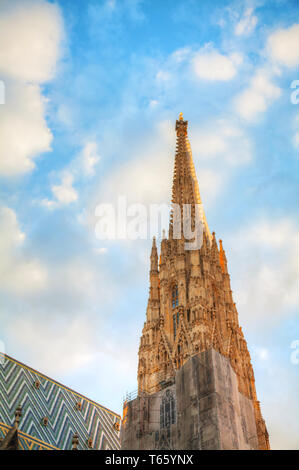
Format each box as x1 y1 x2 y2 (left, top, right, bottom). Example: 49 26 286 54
0 0 299 449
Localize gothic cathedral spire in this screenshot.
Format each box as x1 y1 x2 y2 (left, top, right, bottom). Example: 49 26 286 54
169 113 212 241
122 116 270 451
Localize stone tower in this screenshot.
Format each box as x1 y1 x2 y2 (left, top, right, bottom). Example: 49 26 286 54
121 114 270 450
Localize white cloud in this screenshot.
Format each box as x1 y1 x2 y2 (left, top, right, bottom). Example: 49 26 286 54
46 172 78 206
228 218 299 322
192 47 242 81
0 0 63 177
0 206 25 252
0 206 47 294
41 141 100 209
0 81 52 176
0 0 63 83
267 23 299 68
80 141 100 176
234 69 281 121
235 7 258 36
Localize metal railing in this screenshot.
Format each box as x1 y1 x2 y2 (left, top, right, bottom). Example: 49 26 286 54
123 389 138 404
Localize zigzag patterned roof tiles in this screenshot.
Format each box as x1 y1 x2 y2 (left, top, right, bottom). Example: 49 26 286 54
0 353 121 450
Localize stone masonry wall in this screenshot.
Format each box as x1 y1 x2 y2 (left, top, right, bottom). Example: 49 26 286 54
121 349 258 450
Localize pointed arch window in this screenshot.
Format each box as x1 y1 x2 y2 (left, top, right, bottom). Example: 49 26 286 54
187 309 190 322
172 285 179 308
160 390 176 429
173 311 180 338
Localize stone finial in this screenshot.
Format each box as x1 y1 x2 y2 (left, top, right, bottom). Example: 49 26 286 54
150 236 158 272
72 432 79 450
14 404 22 428
219 239 227 273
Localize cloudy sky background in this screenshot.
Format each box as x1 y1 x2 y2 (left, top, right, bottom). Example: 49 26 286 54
0 0 298 449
